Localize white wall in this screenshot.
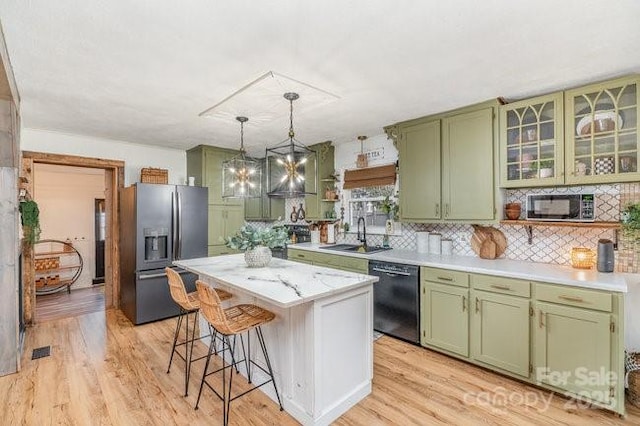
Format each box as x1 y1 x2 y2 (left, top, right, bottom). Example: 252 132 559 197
21 128 187 186
34 164 105 289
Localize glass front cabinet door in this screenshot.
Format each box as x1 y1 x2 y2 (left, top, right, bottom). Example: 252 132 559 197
500 93 564 187
565 76 639 184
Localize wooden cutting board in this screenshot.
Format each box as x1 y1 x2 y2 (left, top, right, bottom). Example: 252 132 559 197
471 225 507 259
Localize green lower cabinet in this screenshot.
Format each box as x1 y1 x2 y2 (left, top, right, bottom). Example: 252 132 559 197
421 282 469 357
534 302 613 406
470 290 530 377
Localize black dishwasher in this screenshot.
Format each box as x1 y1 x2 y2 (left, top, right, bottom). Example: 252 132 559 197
369 260 420 344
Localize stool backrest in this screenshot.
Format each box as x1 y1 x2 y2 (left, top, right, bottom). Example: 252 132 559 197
166 267 196 310
196 280 234 335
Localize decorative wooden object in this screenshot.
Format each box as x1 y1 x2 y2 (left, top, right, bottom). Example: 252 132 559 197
471 225 507 259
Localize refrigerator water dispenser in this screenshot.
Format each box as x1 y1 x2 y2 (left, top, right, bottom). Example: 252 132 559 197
144 227 168 261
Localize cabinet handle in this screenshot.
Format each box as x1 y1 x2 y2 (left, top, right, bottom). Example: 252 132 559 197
475 297 480 313
435 203 440 217
490 284 511 291
558 295 584 303
539 310 545 328
445 203 450 217
298 254 305 258
462 295 466 312
437 276 453 282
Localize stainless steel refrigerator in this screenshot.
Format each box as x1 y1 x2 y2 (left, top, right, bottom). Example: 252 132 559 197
119 183 207 324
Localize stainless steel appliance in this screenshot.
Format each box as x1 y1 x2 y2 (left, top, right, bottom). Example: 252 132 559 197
526 193 595 222
286 224 310 243
369 260 420 344
119 183 207 324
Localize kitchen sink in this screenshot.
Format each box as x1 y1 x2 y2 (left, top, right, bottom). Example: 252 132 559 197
319 244 392 255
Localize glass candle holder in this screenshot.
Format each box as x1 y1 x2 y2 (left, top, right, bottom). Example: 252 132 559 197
571 247 595 269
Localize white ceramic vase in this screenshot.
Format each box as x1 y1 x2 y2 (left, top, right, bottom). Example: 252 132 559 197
244 246 272 268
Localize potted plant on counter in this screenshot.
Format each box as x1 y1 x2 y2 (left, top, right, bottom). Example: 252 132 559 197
225 225 289 268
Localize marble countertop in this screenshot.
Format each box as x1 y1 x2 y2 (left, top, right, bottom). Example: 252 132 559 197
289 243 630 293
174 254 378 308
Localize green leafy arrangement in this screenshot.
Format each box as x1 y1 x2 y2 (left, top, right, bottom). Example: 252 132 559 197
225 225 289 251
622 202 640 239
381 195 399 221
19 200 41 245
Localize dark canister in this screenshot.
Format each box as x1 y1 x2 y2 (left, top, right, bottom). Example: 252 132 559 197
597 239 614 273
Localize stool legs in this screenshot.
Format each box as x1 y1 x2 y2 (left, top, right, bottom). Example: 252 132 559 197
166 308 199 397
255 326 283 411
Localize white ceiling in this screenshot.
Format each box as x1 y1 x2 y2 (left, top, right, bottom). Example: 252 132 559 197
2 1 640 156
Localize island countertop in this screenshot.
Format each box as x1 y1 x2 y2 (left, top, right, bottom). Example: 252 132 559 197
174 254 379 308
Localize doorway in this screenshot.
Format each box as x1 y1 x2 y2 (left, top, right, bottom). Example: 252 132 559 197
21 151 124 325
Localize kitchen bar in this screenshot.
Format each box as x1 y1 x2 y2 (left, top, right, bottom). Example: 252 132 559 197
174 254 379 426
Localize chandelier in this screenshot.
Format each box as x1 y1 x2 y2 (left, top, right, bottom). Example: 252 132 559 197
222 116 262 198
266 92 317 197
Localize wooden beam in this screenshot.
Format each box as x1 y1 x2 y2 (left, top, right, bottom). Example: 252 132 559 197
22 151 124 169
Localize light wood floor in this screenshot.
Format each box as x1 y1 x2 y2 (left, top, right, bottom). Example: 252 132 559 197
36 285 105 322
2 309 639 425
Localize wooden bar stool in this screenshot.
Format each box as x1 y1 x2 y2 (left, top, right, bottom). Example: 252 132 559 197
195 280 283 425
165 267 232 397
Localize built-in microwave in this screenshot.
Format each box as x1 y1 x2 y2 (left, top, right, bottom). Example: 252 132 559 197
526 193 595 222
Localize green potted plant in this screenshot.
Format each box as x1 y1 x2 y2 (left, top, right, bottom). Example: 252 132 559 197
380 195 399 221
622 202 640 242
225 225 289 267
538 160 554 178
19 200 41 245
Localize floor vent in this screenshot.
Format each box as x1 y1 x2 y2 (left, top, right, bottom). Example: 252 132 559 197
32 346 51 360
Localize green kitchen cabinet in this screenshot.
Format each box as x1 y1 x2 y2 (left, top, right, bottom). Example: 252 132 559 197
533 302 613 406
398 120 441 220
395 103 496 222
245 157 285 221
500 92 564 187
442 107 495 220
188 145 246 255
304 141 335 221
470 289 530 377
565 75 640 184
421 281 469 357
207 204 244 256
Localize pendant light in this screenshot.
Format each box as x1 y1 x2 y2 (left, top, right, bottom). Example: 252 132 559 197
222 116 262 198
356 135 368 168
266 92 317 197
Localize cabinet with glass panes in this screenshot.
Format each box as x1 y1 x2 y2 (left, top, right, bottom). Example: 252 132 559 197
565 75 639 184
500 93 564 187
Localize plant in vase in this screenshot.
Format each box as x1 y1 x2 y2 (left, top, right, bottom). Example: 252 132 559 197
538 160 554 178
225 225 289 268
380 195 399 221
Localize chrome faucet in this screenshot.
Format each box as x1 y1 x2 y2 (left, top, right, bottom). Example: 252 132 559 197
357 216 367 248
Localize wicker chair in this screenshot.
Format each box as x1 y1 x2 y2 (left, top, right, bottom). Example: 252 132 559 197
165 267 232 397
195 280 283 425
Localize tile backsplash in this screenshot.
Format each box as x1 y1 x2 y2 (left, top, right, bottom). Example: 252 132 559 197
248 183 640 271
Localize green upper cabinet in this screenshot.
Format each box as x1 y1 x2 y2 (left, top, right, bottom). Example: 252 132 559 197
187 145 245 254
398 120 441 221
498 75 640 187
442 107 495 220
565 75 640 184
187 145 243 207
500 92 564 187
244 157 285 221
305 141 334 221
396 103 496 222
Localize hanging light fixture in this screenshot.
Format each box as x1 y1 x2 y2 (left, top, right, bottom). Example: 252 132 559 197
266 92 317 197
222 116 262 198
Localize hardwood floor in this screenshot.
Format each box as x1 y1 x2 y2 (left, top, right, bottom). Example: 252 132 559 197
2 308 639 425
35 285 105 322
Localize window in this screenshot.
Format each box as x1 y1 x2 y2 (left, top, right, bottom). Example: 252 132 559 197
344 185 400 235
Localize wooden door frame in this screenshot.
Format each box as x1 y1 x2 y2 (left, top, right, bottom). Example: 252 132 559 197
21 151 124 324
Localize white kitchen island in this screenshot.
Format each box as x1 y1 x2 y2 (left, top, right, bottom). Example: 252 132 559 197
174 254 378 426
